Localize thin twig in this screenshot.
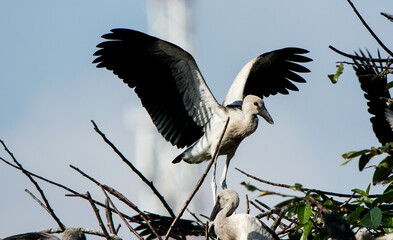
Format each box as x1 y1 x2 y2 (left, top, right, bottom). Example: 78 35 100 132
346 0 393 57
1 156 79 195
85 192 111 240
186 208 205 227
164 117 230 240
338 61 393 70
25 189 50 213
0 145 134 222
102 185 162 240
329 45 390 62
69 164 162 239
70 165 101 185
101 188 144 240
245 194 250 214
105 198 116 234
381 12 393 22
0 139 65 230
236 168 381 198
91 120 176 219
65 193 134 222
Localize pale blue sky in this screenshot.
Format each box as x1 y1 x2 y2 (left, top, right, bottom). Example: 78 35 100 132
1 1 392 239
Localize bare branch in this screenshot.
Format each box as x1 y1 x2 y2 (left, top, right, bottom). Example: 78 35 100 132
85 192 111 240
186 208 205 227
25 189 53 215
337 61 393 70
91 120 176 219
101 187 144 240
381 12 393 22
0 139 65 230
105 198 116 234
164 117 230 240
346 0 393 57
69 164 162 239
102 185 162 240
329 45 390 62
236 168 381 198
245 194 250 214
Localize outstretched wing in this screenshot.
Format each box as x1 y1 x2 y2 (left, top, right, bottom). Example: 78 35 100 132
93 29 220 148
353 50 393 145
223 47 311 106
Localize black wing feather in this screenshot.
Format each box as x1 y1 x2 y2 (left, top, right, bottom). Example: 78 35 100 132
93 28 203 148
353 50 393 145
244 47 312 98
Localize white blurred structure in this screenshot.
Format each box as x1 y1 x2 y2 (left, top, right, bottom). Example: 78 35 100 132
123 0 204 215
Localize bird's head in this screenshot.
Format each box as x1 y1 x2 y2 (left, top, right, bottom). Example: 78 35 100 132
210 189 240 221
243 95 274 124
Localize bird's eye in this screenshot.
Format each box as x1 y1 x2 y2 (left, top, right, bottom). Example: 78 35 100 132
253 102 258 106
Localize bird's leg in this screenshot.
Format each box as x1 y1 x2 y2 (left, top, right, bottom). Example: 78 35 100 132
220 154 234 190
211 156 218 203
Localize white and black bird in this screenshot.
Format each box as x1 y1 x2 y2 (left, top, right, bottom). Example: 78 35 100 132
209 189 278 240
93 28 311 195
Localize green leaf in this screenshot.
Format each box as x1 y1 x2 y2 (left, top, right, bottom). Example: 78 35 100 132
291 183 303 191
241 182 258 192
366 184 371 195
382 216 393 228
286 206 298 218
342 149 372 160
383 228 393 234
372 189 393 208
373 156 393 185
352 188 368 197
381 143 392 153
298 204 313 224
328 63 344 84
359 153 377 171
275 198 299 209
360 207 383 228
301 221 312 240
323 199 334 207
387 81 393 91
347 206 365 225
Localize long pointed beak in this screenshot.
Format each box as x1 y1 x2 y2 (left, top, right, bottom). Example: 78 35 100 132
258 102 274 124
209 200 222 221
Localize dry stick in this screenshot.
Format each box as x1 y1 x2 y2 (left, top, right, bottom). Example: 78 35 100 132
338 61 393 70
91 120 175 219
69 165 161 240
102 185 162 240
329 45 390 62
25 189 50 213
346 0 393 57
235 168 381 198
0 157 134 222
163 117 230 240
115 225 121 235
381 12 393 22
85 192 111 240
245 194 250 214
70 165 101 185
186 208 205 227
105 198 117 234
0 139 65 231
101 187 144 240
